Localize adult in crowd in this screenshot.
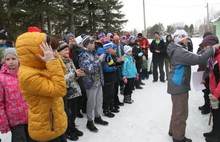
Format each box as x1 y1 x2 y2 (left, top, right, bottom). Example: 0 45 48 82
164 35 172 80
167 30 219 142
150 32 166 82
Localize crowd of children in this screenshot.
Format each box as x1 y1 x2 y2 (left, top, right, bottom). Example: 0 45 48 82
0 27 220 142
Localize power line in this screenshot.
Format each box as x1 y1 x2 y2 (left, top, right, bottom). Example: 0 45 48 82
147 2 220 8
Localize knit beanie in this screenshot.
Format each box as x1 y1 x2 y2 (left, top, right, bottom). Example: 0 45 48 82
128 35 136 41
65 33 74 41
124 45 132 54
173 30 188 43
57 41 69 52
200 35 219 47
107 33 113 37
103 41 113 50
82 35 94 47
137 33 143 38
98 32 105 39
120 35 127 41
4 48 18 59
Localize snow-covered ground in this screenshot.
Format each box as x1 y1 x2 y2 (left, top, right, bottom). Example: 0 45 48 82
1 38 211 142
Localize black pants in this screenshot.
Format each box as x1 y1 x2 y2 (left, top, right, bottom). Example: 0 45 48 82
202 87 210 110
103 83 115 111
152 57 165 81
135 65 141 87
124 78 135 96
77 78 87 113
65 98 77 133
113 81 121 106
140 69 149 79
11 124 30 142
212 102 220 133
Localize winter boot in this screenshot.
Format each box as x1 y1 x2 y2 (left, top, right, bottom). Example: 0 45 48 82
111 105 120 113
77 111 84 118
103 109 115 118
73 127 83 137
204 130 215 138
65 131 78 141
94 116 109 126
124 95 133 104
205 136 220 142
136 86 143 89
86 121 98 132
173 137 192 142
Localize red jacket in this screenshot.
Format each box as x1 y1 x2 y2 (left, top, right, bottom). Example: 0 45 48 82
138 37 150 55
0 64 28 133
209 50 220 99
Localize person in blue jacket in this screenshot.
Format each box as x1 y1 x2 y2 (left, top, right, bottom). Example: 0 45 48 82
122 45 138 104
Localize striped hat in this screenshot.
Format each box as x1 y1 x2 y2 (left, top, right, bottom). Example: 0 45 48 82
103 41 113 50
82 35 94 47
57 41 68 52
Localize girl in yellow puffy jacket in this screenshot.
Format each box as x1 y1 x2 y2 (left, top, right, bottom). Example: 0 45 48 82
15 31 67 142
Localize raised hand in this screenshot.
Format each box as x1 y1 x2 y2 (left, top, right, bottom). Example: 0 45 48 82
37 42 56 62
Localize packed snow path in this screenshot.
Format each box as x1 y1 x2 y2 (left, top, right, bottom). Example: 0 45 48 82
0 38 211 142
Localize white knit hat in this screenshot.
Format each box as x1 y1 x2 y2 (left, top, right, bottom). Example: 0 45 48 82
173 30 188 43
124 45 132 54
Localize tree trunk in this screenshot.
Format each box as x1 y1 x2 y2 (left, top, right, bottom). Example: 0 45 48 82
47 16 51 35
68 0 75 34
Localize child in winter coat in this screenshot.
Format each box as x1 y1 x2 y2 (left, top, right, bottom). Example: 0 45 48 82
0 48 29 142
79 35 108 133
122 45 138 104
199 35 220 142
16 31 67 142
58 41 85 141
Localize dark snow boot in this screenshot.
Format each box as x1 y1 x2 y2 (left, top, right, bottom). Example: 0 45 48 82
86 121 98 132
204 130 215 138
173 137 192 142
73 127 83 136
103 110 115 118
94 117 109 126
65 131 78 141
205 136 220 142
124 95 133 104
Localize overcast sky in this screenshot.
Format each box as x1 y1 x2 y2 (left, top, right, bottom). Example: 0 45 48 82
121 0 220 32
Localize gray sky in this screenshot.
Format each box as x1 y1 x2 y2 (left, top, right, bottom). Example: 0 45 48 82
121 0 220 32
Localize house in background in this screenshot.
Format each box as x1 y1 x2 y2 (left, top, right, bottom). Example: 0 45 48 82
211 16 220 39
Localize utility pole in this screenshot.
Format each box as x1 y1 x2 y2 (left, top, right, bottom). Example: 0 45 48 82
206 2 210 31
143 0 147 36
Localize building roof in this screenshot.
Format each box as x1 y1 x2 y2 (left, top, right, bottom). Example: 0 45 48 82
211 16 220 23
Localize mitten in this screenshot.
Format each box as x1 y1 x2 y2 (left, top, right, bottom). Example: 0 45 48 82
135 74 139 80
123 76 128 84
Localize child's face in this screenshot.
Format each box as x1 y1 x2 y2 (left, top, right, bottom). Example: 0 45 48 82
59 48 69 58
87 41 95 50
127 51 132 55
5 54 19 70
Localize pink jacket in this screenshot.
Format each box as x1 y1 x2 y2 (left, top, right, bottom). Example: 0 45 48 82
0 64 28 133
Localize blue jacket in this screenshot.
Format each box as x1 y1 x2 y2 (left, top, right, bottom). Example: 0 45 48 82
79 48 104 89
122 55 137 78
